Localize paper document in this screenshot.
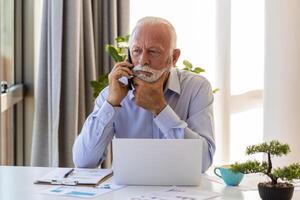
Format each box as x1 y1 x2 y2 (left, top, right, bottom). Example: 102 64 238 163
35 168 112 186
41 182 125 198
129 187 221 200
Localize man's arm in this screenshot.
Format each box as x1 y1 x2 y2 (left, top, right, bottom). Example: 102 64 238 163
73 61 133 168
153 80 215 172
72 88 120 168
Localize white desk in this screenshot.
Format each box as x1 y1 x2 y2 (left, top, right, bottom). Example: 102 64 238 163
0 166 299 200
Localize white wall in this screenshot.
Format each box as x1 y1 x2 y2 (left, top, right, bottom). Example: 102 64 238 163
264 0 300 166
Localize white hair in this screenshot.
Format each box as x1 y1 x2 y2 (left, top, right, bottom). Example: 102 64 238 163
129 16 177 51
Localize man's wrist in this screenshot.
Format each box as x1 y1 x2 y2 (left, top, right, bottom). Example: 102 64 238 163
106 98 121 107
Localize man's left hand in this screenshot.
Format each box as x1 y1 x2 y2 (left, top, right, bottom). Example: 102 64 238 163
133 72 169 115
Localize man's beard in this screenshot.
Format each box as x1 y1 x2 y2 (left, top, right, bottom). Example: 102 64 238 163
132 65 171 83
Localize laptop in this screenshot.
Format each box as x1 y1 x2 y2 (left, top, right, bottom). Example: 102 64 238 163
112 139 203 186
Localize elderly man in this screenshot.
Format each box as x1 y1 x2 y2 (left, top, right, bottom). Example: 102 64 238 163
73 17 215 172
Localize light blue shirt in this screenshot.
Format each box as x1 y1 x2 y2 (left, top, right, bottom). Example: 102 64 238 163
73 67 215 172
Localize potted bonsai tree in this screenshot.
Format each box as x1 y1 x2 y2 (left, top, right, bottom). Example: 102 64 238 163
231 140 300 200
91 35 218 99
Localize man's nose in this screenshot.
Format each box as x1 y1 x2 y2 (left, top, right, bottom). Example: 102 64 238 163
138 51 150 66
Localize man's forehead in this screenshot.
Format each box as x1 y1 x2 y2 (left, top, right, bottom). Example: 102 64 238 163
131 24 171 48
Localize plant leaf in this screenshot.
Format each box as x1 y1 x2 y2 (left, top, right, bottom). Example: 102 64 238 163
273 163 300 181
90 80 101 88
124 34 130 42
115 36 127 43
91 74 109 100
115 35 130 43
212 88 220 93
117 42 129 49
192 67 205 74
105 45 124 62
246 140 291 156
183 60 193 70
231 160 268 174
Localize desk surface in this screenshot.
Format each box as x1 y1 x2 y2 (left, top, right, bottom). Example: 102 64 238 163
0 166 299 200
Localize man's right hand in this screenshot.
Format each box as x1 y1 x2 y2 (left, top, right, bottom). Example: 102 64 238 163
107 61 133 106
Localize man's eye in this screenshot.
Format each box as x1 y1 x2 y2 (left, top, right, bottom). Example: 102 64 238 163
150 50 160 56
132 49 140 55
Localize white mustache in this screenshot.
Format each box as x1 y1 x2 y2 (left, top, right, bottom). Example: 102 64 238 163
132 65 168 83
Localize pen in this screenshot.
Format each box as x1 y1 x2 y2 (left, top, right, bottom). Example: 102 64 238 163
64 168 74 178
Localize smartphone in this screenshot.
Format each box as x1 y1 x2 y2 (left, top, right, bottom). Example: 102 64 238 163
127 49 133 90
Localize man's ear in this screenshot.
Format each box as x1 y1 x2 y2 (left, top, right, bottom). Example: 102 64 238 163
172 49 181 66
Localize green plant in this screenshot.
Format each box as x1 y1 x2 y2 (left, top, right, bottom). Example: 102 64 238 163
180 60 219 94
231 140 300 185
91 35 219 99
90 35 130 99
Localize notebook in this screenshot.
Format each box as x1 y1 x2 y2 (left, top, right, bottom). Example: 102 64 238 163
112 139 203 186
34 168 112 186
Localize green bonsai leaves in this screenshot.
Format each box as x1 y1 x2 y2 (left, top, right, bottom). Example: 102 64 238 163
231 140 300 185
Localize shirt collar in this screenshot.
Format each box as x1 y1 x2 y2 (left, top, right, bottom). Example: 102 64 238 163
165 67 181 95
128 67 181 100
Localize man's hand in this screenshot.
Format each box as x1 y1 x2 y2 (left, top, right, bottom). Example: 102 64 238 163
107 61 133 106
133 72 169 115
